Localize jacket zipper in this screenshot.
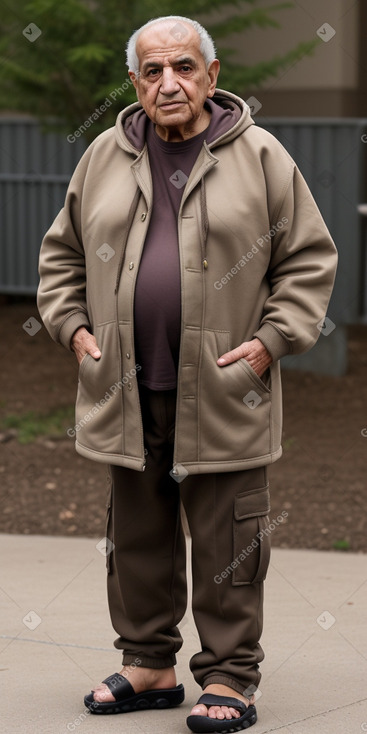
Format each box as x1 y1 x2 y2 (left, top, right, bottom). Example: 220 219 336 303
114 186 149 470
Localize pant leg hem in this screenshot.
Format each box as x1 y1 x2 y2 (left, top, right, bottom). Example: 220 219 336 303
202 675 260 697
122 653 177 669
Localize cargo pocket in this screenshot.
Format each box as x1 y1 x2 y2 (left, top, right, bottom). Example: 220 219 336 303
232 484 271 586
105 471 113 574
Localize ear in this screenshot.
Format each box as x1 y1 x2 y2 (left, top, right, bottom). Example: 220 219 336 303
207 60 220 98
129 70 139 91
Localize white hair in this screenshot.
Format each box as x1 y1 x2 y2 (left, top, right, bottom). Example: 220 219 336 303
126 16 216 74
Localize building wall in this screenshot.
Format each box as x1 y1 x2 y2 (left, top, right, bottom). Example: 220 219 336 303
215 0 364 116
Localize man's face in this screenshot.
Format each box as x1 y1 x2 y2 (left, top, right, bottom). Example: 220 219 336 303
129 22 220 135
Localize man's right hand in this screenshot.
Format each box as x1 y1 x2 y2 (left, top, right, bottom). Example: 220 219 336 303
71 327 102 365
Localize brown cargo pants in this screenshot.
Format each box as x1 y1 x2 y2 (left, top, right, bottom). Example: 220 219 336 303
106 384 271 696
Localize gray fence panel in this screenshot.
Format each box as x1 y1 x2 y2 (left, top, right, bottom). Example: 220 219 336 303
0 118 86 293
254 118 367 374
257 118 367 326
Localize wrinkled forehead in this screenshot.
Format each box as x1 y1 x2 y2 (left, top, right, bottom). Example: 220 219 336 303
136 21 202 67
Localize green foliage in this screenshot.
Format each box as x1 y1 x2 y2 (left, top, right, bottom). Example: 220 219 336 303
0 0 319 142
332 539 351 552
282 436 297 451
1 406 75 443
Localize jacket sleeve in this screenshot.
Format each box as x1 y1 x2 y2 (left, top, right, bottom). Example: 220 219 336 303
253 163 338 362
37 148 93 350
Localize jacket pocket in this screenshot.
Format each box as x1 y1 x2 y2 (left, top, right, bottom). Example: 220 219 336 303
75 323 124 454
236 357 271 393
78 352 94 380
232 484 271 585
198 329 273 463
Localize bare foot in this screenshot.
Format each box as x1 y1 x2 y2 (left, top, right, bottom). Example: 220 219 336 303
91 665 176 703
189 683 256 721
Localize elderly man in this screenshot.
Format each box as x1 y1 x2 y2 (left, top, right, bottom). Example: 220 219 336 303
37 14 337 733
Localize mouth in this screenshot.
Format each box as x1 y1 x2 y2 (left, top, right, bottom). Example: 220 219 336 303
159 101 185 110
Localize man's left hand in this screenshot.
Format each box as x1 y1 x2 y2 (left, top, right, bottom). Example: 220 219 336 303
217 337 272 378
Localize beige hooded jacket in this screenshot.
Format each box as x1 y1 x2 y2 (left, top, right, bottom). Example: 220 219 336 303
37 89 338 475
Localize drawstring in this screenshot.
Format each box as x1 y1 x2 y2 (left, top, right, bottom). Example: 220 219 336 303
114 187 142 294
200 177 209 270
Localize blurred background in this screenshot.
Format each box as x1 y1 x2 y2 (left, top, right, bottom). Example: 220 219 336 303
0 0 366 551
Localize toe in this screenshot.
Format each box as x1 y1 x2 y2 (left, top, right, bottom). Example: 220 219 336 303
91 684 115 703
228 706 241 719
190 704 208 717
208 705 241 720
208 705 225 720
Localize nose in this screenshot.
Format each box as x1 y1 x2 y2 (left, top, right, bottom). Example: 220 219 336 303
159 67 181 96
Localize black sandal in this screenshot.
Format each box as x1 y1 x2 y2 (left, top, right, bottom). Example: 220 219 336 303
186 693 257 733
84 672 185 714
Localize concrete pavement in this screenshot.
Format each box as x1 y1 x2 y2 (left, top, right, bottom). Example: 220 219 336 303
1 532 366 734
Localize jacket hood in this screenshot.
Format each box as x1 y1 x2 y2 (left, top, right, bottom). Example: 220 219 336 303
114 88 254 155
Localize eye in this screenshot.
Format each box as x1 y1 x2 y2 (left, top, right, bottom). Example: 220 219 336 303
179 65 192 73
146 68 161 78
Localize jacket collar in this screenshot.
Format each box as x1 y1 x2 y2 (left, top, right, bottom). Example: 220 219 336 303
114 88 254 156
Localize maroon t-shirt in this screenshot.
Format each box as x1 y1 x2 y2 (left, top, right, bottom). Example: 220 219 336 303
132 100 240 390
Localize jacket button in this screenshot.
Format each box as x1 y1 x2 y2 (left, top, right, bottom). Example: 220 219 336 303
127 382 132 390
141 212 147 221
126 353 130 359
129 262 134 270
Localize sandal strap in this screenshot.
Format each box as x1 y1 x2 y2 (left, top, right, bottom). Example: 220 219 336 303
101 672 135 701
196 693 249 714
